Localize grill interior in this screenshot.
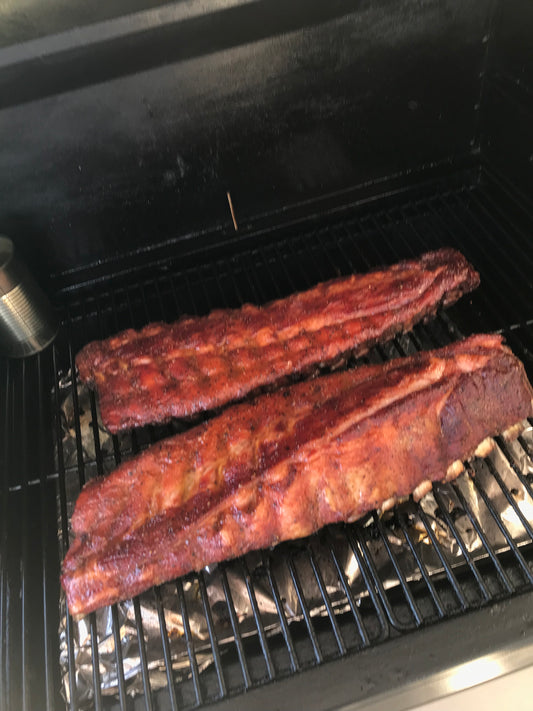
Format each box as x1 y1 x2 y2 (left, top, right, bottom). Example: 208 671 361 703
2 168 533 710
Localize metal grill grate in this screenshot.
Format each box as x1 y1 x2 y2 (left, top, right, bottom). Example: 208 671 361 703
2 174 533 711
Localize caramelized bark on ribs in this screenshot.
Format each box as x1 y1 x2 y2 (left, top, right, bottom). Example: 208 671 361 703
76 248 480 433
62 334 533 617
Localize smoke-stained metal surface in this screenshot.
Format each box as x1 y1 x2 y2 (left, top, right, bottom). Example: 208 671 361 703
0 0 489 281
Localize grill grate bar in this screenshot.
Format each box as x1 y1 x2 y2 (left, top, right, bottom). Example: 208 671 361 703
325 532 371 647
307 548 346 655
220 568 252 690
436 311 466 341
93 290 132 454
153 587 180 711
66 319 87 491
261 551 300 673
89 614 104 711
110 605 128 711
451 476 515 594
286 557 323 664
133 598 155 711
431 486 491 602
348 525 410 631
239 558 275 682
175 579 203 706
65 614 78 710
396 510 447 618
415 505 468 609
197 572 227 699
373 514 424 627
89 392 104 477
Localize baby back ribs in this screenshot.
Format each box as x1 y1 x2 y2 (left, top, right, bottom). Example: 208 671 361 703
76 248 479 433
62 334 533 617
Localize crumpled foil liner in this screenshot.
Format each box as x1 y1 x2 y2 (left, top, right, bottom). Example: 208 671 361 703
56 376 533 705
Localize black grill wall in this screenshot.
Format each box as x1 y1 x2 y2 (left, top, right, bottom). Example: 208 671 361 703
482 0 533 194
0 0 492 285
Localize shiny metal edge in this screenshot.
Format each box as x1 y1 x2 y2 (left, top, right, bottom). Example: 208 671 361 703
205 591 533 711
339 634 533 711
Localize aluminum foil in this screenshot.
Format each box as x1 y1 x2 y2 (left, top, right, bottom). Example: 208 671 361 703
56 376 533 705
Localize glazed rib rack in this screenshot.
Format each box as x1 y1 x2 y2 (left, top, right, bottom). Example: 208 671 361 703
75 248 479 433
3 181 533 711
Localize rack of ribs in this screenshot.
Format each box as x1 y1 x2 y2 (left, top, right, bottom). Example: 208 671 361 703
62 334 533 617
76 248 480 433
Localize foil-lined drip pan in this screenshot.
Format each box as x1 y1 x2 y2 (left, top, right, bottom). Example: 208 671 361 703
57 378 533 705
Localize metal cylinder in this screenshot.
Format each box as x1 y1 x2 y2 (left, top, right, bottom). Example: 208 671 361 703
0 236 58 357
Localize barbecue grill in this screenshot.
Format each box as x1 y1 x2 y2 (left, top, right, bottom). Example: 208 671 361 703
1 1 533 710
